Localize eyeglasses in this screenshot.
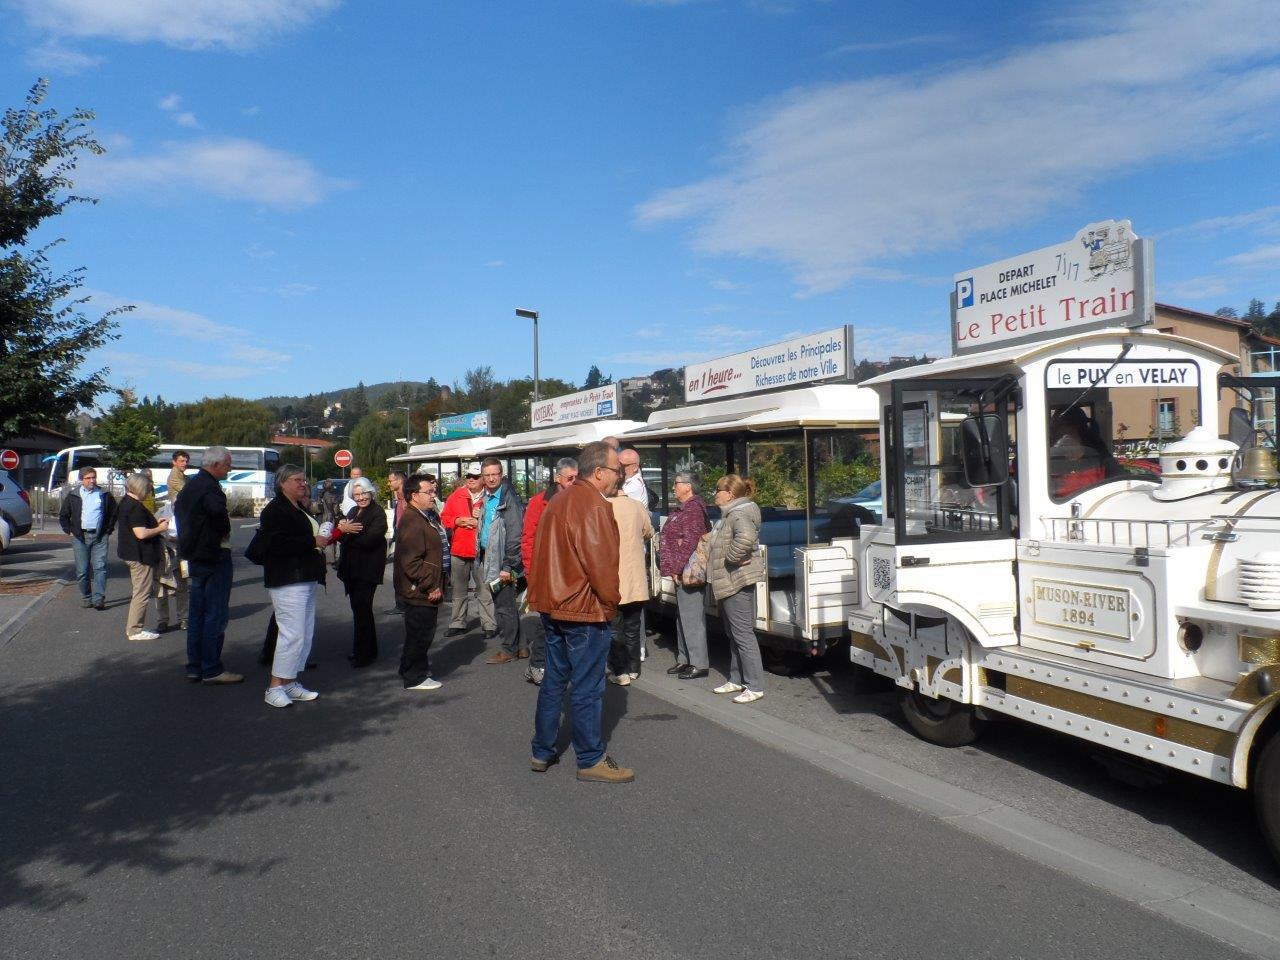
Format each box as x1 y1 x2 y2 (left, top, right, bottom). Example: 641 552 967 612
598 465 621 475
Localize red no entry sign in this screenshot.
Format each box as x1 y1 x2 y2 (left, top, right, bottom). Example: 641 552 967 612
334 448 353 469
0 449 19 471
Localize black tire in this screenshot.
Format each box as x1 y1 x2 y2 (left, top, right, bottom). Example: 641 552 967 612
1253 733 1280 866
899 688 986 747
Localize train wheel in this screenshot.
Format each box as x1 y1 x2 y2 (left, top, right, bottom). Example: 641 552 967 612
1253 734 1280 866
899 688 986 747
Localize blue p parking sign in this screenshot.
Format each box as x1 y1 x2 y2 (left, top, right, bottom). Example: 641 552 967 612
956 277 975 308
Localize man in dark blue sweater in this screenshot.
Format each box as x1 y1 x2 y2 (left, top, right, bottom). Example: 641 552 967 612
175 447 241 684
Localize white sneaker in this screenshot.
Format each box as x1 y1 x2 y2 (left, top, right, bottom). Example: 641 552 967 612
127 630 161 641
283 681 318 702
713 682 745 695
264 687 293 708
627 672 640 680
731 689 764 704
608 673 631 686
407 677 442 691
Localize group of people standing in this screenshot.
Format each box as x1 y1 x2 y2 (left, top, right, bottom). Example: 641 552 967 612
61 438 771 784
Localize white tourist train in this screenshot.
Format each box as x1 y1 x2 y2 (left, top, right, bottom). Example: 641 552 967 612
46 444 281 502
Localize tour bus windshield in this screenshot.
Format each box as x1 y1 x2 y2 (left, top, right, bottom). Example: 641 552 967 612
1045 358 1198 501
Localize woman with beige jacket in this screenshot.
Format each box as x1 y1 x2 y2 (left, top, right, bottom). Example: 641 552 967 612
707 474 766 703
607 490 653 685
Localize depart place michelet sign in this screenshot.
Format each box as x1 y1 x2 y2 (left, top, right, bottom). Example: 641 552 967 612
951 219 1152 355
684 326 854 403
428 410 491 441
530 383 618 428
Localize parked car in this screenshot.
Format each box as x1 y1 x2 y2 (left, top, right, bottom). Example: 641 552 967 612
843 479 882 523
0 469 34 551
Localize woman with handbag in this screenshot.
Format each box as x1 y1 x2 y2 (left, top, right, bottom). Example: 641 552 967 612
658 471 711 680
707 474 767 703
336 476 388 668
258 464 328 709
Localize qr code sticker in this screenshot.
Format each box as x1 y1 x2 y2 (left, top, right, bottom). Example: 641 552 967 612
872 556 892 593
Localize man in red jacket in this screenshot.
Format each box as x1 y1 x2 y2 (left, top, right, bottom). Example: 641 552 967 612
440 463 495 638
520 456 577 685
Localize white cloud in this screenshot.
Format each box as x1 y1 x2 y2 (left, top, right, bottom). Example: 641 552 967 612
15 0 340 51
25 39 103 73
244 243 277 259
158 93 182 111
1222 244 1280 268
637 0 1280 294
485 260 505 268
853 325 950 361
94 293 293 376
275 282 317 296
77 137 350 208
829 33 948 55
1158 204 1280 239
242 105 262 117
174 112 200 129
103 350 261 381
708 278 744 291
695 323 762 342
1161 276 1234 300
633 325 666 339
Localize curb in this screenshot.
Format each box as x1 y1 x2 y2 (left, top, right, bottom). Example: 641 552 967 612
632 670 1280 960
0 575 68 651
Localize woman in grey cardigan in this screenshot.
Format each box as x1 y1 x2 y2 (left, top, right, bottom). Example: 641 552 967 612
706 474 767 702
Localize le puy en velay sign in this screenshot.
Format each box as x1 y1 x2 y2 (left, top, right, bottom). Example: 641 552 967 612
951 219 1153 355
684 326 854 403
530 383 619 428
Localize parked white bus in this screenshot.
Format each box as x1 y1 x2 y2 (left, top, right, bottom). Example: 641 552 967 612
47 445 281 501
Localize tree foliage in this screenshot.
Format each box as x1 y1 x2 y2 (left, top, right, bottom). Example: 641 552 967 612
0 79 124 440
339 381 371 434
172 397 273 447
582 364 611 389
350 412 399 473
490 376 576 435
95 390 160 471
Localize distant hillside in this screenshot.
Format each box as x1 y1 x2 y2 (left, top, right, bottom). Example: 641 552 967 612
256 380 435 410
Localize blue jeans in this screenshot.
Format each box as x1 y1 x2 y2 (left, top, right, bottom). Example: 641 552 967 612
186 550 233 679
71 534 109 604
531 617 611 769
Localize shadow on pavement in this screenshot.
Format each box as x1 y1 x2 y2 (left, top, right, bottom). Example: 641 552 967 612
0 651 420 913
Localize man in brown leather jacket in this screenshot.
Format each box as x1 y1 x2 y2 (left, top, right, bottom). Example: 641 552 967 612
394 475 445 691
527 441 633 783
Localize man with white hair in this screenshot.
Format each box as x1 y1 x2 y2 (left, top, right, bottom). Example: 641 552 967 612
175 446 242 685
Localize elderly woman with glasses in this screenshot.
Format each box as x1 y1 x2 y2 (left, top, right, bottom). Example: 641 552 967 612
258 464 328 708
337 475 388 667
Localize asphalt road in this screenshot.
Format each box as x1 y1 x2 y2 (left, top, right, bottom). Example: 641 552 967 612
0 525 1271 958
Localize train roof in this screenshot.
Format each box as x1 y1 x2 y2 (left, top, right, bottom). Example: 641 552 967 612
386 436 506 465
483 419 644 457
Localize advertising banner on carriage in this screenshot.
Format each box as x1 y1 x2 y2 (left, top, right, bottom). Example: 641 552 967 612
428 410 491 441
951 220 1153 355
530 384 619 428
683 325 855 403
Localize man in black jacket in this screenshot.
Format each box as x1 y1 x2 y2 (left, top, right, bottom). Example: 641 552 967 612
58 467 119 610
175 446 241 684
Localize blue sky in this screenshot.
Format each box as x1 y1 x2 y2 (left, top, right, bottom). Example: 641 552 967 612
4 0 1279 406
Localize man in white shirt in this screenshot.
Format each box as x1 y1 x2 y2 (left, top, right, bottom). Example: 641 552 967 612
618 448 649 508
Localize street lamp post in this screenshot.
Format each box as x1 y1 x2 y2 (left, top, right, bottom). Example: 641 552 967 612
516 308 540 403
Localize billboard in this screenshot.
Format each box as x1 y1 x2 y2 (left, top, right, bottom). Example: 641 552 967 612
530 384 619 428
683 326 854 403
951 219 1153 355
428 410 491 441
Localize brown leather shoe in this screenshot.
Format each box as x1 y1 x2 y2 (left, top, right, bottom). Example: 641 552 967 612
485 651 516 665
576 755 635 783
516 649 530 660
202 671 245 685
530 755 558 773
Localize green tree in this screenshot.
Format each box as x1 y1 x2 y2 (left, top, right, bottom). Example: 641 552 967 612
172 397 273 446
1245 298 1267 323
95 389 160 471
491 376 576 435
0 79 126 439
583 365 611 389
339 381 370 434
454 366 499 412
350 412 399 473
